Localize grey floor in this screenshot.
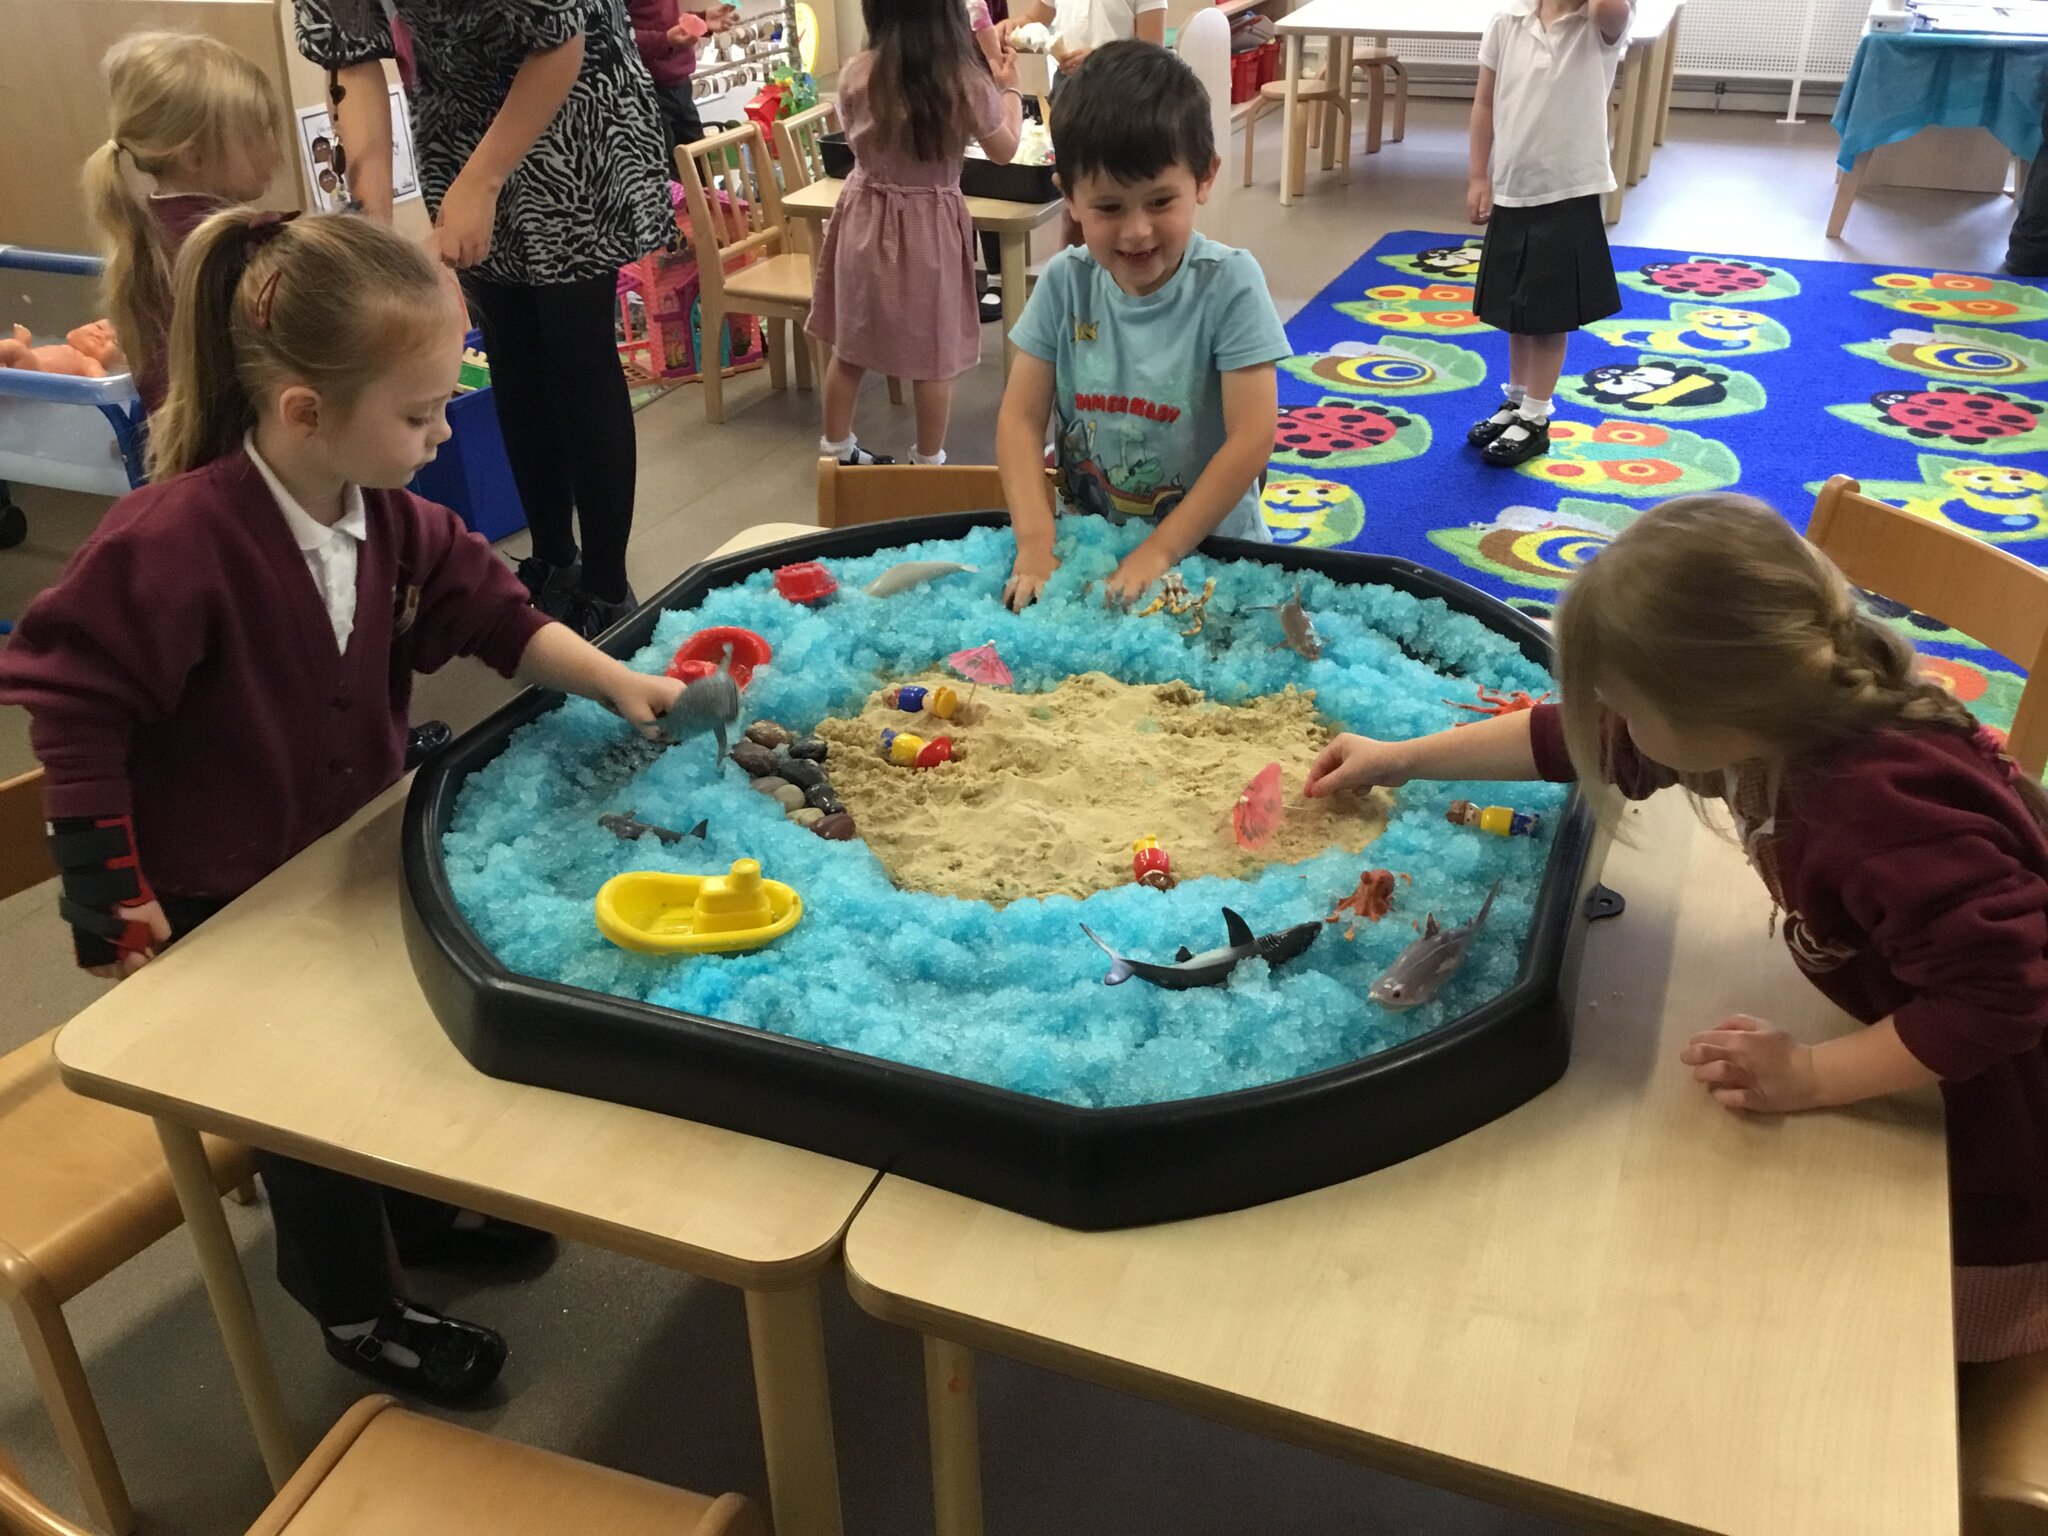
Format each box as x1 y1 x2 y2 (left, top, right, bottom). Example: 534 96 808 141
0 100 2018 1534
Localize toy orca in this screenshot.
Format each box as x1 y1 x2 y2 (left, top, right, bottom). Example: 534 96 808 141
1081 908 1320 990
1369 878 1500 1011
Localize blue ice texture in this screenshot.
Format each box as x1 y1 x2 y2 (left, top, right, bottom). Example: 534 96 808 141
441 517 1570 1108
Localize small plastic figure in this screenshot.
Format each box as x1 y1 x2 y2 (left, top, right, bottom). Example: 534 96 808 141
1327 868 1410 940
879 729 961 767
883 683 964 721
1370 880 1500 1011
598 811 706 845
1133 574 1218 637
669 664 743 763
1253 586 1322 661
1445 684 1553 725
864 560 978 597
1445 799 1541 839
772 562 838 604
1131 836 1176 891
1232 762 1286 850
886 684 929 713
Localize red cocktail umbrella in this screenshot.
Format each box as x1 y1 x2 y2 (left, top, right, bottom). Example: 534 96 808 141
1233 762 1286 851
947 642 1011 709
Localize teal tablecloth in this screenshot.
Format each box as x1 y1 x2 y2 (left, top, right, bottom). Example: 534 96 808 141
1832 30 2048 171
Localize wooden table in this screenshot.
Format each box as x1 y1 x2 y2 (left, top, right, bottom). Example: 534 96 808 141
845 791 1960 1536
1270 0 1683 224
54 523 877 1536
781 177 1065 373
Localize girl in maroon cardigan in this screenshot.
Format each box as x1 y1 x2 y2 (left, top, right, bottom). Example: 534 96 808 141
0 208 685 1401
1307 495 2048 1364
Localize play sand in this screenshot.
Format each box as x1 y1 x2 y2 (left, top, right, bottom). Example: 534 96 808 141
814 671 1392 903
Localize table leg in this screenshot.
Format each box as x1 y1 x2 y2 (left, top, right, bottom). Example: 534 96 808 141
998 232 1027 375
1655 6 1682 145
924 1336 983 1536
154 1121 297 1488
744 1281 845 1536
1606 52 1641 224
1279 32 1303 208
1827 151 1871 239
1629 44 1657 184
1320 37 1343 173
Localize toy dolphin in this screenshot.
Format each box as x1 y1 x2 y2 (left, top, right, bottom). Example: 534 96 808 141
1081 908 1320 990
1368 878 1500 1011
599 812 708 845
864 560 979 597
1254 587 1323 661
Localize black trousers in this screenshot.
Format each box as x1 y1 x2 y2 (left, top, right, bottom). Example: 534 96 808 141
2009 98 2048 277
462 272 639 603
653 78 707 159
162 896 459 1327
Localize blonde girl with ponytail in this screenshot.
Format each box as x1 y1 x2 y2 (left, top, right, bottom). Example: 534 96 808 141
0 208 688 1401
84 31 287 413
1304 493 2048 1364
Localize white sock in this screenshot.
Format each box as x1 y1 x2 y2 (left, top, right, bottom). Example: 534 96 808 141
1503 382 1527 404
910 447 947 466
821 434 882 465
1519 394 1553 421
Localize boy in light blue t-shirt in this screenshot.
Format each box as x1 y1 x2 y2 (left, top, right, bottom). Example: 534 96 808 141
998 41 1290 611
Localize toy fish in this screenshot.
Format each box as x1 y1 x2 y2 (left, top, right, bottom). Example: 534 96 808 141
1369 879 1500 1011
863 560 979 598
1080 908 1320 991
1254 586 1322 661
599 812 708 845
666 657 742 762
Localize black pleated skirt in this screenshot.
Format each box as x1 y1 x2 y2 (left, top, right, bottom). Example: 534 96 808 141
1472 194 1621 335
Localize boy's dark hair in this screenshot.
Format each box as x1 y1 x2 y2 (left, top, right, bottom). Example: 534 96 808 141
1052 41 1215 187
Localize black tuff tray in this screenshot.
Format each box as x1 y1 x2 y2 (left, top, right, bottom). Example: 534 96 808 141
401 514 1594 1229
817 131 1060 204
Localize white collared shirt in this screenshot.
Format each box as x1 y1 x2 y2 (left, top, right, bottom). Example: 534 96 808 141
244 433 368 652
1478 0 1631 208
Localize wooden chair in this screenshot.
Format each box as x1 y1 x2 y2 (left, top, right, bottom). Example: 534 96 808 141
0 768 255 1534
0 1394 764 1536
1808 475 2048 777
1241 76 1352 193
675 123 817 425
1962 1353 2048 1535
817 460 1008 528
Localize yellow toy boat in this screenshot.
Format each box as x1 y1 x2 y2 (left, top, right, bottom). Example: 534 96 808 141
594 859 803 955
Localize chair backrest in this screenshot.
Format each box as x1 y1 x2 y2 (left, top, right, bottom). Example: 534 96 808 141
772 99 841 193
675 124 788 308
817 460 1013 527
1808 473 2048 776
0 1446 92 1536
0 770 57 904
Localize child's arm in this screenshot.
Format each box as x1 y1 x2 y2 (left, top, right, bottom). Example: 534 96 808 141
999 352 1061 610
1305 710 1542 799
1101 363 1277 606
513 624 685 738
1467 65 1495 225
1590 0 1635 46
1134 2 1167 46
1680 1015 1937 1114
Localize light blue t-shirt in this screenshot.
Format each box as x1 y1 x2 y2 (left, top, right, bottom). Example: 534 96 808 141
1011 232 1290 542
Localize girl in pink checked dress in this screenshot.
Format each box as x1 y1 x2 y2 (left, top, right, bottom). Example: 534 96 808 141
808 0 1023 466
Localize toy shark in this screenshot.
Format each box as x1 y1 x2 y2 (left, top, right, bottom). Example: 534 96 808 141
599 812 707 845
666 657 742 762
1254 587 1323 661
864 560 979 597
1081 908 1321 990
1368 878 1500 1011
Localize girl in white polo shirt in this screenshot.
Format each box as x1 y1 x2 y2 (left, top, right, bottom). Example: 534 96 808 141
1466 0 1634 467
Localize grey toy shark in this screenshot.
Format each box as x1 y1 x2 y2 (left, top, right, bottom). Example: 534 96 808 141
1081 908 1321 990
664 647 742 762
1368 878 1500 1011
1254 586 1323 661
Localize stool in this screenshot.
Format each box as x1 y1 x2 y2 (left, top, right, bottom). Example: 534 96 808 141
1962 1351 2048 1534
1349 47 1408 153
1242 78 1353 195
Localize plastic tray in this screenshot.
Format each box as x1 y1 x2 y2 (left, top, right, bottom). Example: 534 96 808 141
818 133 1060 205
401 515 1596 1229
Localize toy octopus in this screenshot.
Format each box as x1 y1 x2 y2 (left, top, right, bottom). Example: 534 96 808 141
1327 868 1410 940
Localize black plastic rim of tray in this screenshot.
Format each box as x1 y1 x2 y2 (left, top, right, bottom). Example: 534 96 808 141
402 513 1594 1229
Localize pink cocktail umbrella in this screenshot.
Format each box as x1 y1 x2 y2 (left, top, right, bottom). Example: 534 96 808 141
947 642 1011 709
1233 762 1286 851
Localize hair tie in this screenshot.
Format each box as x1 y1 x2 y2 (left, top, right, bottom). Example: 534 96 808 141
243 212 298 330
1973 725 2021 786
106 138 126 161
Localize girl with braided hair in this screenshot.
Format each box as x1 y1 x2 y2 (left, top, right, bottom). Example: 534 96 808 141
1305 494 2048 1362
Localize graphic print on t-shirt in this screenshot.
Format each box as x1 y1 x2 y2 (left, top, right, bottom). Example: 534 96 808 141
1057 397 1191 522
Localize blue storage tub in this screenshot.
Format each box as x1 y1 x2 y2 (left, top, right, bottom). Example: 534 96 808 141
409 334 526 543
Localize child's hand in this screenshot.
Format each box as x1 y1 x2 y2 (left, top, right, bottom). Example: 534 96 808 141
1101 544 1173 609
1304 734 1412 798
603 668 688 740
1003 552 1059 611
669 13 709 43
990 44 1021 92
1679 1015 1821 1113
434 169 501 269
707 3 740 32
1467 176 1492 225
86 899 172 981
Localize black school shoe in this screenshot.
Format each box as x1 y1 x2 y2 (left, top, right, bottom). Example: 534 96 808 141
325 1299 507 1405
514 553 583 619
564 586 638 642
1467 403 1521 447
397 1212 556 1270
1481 416 1552 467
404 721 453 769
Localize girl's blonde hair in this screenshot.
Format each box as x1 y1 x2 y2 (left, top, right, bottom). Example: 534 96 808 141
84 32 286 390
150 209 453 479
1554 494 2048 826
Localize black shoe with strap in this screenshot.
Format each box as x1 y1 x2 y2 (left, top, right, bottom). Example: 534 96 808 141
1467 402 1522 448
1481 415 1552 467
324 1299 507 1405
404 721 453 769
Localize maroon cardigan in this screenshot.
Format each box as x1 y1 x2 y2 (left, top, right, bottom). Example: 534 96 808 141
627 0 697 88
0 448 550 902
132 193 225 415
1530 703 2048 1267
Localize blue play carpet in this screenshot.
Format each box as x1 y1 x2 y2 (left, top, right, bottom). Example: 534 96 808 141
1264 231 2048 734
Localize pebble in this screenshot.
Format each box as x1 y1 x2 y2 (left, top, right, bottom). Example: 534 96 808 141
730 740 778 778
788 807 825 827
804 784 845 815
750 775 793 797
787 736 828 761
745 721 792 749
770 784 806 812
776 756 829 792
813 811 857 840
